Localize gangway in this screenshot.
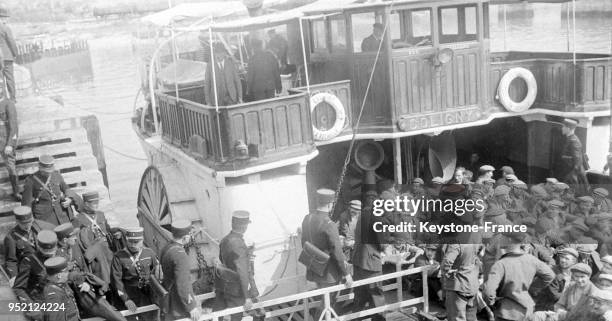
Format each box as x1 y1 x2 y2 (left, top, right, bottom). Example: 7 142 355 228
84 265 432 321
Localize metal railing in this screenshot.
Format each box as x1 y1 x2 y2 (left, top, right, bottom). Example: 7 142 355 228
83 265 430 321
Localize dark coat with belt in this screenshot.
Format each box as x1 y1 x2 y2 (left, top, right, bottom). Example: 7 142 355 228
13 252 48 302
0 22 17 61
483 252 555 320
217 231 253 300
43 282 80 321
246 50 281 97
300 211 348 284
160 241 197 318
3 219 55 278
204 57 242 106
111 247 158 306
22 171 72 226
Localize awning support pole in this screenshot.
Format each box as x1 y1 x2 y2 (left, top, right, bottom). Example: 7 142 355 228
572 0 576 105
209 20 225 161
394 138 402 185
299 17 311 94
503 5 507 51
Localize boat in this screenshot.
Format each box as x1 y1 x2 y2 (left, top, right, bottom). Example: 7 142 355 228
131 0 611 319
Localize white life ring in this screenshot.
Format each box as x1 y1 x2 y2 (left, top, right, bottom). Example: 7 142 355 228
310 92 346 141
496 67 537 112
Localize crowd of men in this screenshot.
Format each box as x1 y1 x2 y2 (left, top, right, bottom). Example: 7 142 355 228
298 118 612 321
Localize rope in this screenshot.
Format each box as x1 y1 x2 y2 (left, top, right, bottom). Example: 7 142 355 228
329 1 396 216
41 88 133 115
104 144 147 161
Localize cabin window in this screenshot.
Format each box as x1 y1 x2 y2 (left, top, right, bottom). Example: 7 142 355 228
440 8 459 35
330 17 347 52
389 12 401 42
438 5 479 43
465 7 477 35
311 19 327 52
390 8 432 49
411 10 431 38
352 12 378 53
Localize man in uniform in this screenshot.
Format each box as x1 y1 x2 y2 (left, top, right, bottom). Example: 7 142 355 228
483 232 555 321
13 229 58 319
54 223 87 274
300 188 352 317
111 226 159 312
160 219 201 321
559 118 589 195
0 76 19 199
22 154 74 226
3 206 54 282
441 243 481 321
338 199 361 260
0 6 18 102
361 23 384 52
214 211 259 320
75 190 113 282
42 256 80 321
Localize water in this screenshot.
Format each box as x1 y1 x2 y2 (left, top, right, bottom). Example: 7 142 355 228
15 3 612 227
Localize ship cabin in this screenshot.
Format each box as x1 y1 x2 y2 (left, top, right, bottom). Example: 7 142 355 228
147 0 611 183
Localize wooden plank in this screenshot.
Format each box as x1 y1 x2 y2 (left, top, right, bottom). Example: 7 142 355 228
288 103 303 146
262 108 276 151
422 58 433 112
585 66 594 102
231 113 246 144
275 106 289 148
595 65 605 101
410 60 420 114
247 111 261 145
468 53 478 105
457 54 466 107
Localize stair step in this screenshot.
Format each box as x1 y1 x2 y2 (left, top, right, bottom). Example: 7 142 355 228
0 155 99 180
18 128 89 146
15 141 93 162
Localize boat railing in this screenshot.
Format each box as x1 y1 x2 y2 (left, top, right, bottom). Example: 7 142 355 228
83 265 431 321
156 90 316 170
490 51 612 112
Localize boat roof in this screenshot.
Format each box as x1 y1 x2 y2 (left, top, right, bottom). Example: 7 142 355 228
149 0 576 31
140 2 248 26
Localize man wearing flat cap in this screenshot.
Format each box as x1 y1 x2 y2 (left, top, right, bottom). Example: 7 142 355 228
592 188 612 213
533 247 579 311
214 210 259 320
42 256 80 321
3 206 54 282
204 42 242 107
75 190 113 283
559 118 590 195
160 219 200 321
13 230 59 312
111 226 159 312
300 188 352 317
483 234 555 321
551 262 596 320
22 154 75 226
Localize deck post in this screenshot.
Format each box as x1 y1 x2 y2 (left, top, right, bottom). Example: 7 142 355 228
304 298 311 321
323 293 332 321
422 269 429 313
393 138 402 185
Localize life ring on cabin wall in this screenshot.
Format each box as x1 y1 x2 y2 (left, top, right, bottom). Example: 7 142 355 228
310 92 346 141
496 67 538 113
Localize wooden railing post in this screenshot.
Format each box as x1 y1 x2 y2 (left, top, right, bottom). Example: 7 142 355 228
422 268 429 313
323 293 332 321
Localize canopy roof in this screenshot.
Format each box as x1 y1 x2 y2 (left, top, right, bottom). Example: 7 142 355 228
140 2 248 26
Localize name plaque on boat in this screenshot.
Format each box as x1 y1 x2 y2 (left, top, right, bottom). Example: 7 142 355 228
397 107 482 131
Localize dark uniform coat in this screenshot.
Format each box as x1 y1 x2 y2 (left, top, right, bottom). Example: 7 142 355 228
560 133 589 195
57 242 88 275
300 211 348 285
361 34 381 52
3 219 54 278
246 50 281 101
75 211 113 283
483 252 555 321
204 57 242 106
43 282 80 321
160 241 197 319
111 247 159 307
22 171 72 226
13 252 49 302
